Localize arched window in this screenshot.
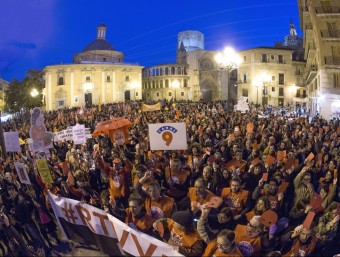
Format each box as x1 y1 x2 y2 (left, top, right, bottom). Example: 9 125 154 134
165 67 169 75
177 67 182 75
171 67 175 75
160 80 163 88
160 68 164 76
165 80 169 88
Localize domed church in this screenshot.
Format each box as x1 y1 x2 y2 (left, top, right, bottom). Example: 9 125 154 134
43 23 143 111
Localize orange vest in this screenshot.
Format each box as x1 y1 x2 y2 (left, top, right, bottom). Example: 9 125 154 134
204 240 243 257
145 195 175 220
188 187 215 209
234 224 261 257
221 188 249 216
246 210 255 222
283 237 317 257
167 220 202 248
165 167 190 185
124 208 153 233
108 168 129 198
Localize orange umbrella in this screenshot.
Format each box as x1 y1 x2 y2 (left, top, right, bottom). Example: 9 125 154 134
92 117 133 144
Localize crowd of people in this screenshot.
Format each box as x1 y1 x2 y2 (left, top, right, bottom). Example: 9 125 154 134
0 100 339 257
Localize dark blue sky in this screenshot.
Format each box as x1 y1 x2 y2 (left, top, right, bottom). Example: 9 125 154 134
0 0 301 82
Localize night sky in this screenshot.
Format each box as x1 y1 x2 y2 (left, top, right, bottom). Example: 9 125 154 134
0 0 301 82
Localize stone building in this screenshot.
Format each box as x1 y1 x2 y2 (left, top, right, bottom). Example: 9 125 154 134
43 23 143 111
298 0 340 119
142 30 237 102
236 22 306 108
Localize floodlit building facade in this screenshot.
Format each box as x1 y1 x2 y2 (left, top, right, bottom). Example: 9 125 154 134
298 0 340 119
142 30 237 102
43 23 143 111
236 22 306 108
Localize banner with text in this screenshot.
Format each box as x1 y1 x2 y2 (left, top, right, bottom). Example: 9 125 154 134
141 102 161 112
4 132 21 152
148 122 187 150
54 127 92 142
48 193 183 257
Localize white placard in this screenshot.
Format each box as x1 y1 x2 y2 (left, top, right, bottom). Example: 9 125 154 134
148 122 187 150
235 96 249 113
4 132 21 152
72 124 86 145
14 161 31 185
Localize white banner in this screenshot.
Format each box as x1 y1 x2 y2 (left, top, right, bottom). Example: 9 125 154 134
72 124 86 145
148 122 187 150
48 193 183 257
4 132 21 152
54 127 92 142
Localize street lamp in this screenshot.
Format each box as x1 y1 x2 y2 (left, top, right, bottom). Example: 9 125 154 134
215 46 242 101
30 88 39 97
172 80 180 101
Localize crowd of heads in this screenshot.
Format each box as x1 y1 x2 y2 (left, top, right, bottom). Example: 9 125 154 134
0 100 340 256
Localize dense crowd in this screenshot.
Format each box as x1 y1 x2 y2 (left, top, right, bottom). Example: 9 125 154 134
0 100 339 257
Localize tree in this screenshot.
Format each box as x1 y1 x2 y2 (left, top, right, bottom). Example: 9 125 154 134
5 70 44 113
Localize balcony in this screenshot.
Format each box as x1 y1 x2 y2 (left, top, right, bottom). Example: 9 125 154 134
305 43 316 62
320 30 340 41
315 6 340 17
305 66 318 84
324 56 340 66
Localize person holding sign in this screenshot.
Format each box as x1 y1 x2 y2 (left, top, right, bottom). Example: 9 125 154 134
281 222 317 257
293 165 315 206
134 170 176 220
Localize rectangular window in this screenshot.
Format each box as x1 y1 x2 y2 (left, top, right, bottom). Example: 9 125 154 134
272 76 275 81
106 76 111 82
279 73 285 85
271 55 275 60
243 74 247 83
278 55 283 63
272 87 275 92
334 74 340 88
125 75 130 82
169 92 172 96
181 92 184 96
156 92 159 97
242 89 248 97
58 77 64 86
262 54 267 62
86 76 91 82
58 100 65 107
279 88 284 96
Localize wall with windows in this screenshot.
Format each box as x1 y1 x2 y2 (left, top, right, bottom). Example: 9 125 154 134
237 47 305 107
43 64 143 110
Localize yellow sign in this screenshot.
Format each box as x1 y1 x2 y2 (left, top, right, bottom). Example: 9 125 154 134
36 158 53 185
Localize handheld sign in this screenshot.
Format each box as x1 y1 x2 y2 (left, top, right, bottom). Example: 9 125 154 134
306 152 315 162
262 173 269 182
260 210 278 228
206 196 224 209
265 155 276 166
303 211 316 229
156 222 165 238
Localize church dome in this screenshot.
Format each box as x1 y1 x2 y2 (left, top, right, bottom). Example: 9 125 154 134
83 39 115 51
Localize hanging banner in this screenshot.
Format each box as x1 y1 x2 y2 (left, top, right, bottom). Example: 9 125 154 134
148 122 187 150
48 193 183 257
14 161 31 185
141 103 161 112
72 124 86 145
4 132 21 152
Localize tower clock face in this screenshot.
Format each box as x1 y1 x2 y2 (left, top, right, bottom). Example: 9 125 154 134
200 58 214 70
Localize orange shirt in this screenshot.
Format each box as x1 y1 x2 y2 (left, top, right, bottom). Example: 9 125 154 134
125 208 153 234
204 240 243 257
167 220 202 248
188 187 215 209
221 188 249 216
145 195 175 220
234 224 261 257
165 167 190 185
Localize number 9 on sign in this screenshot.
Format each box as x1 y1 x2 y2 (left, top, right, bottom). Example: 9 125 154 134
162 131 173 146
